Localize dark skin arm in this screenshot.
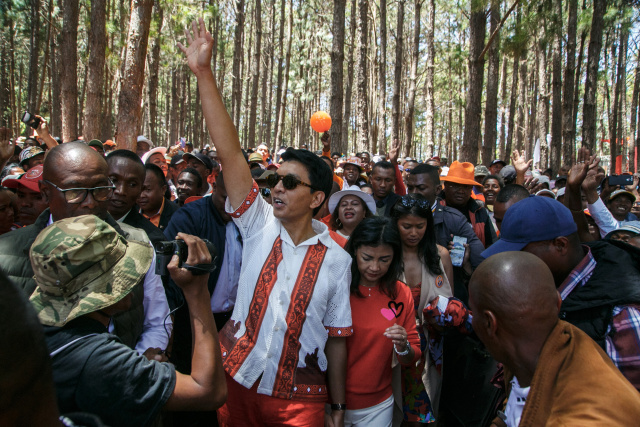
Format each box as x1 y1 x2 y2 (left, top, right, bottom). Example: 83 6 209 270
511 150 532 186
564 147 597 242
325 337 346 427
164 233 227 411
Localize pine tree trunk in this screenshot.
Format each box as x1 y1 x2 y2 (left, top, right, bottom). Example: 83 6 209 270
482 0 500 166
516 52 527 152
343 0 357 152
537 39 550 169
231 0 246 129
391 0 404 146
572 29 587 157
403 0 421 157
115 0 153 151
506 54 519 161
146 1 163 145
425 0 435 158
61 0 80 142
461 1 486 163
550 0 563 173
355 0 370 152
247 0 262 146
376 0 388 153
275 0 293 147
83 0 107 141
498 55 508 160
562 0 577 163
330 0 347 154
26 0 40 114
581 0 606 151
629 59 640 172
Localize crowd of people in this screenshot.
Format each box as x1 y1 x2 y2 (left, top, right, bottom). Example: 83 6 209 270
2 17 640 427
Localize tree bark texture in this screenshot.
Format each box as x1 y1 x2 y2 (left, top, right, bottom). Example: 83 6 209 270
561 0 577 163
61 0 80 142
356 0 370 152
83 0 107 141
391 0 404 145
425 0 435 158
146 0 163 145
231 0 246 129
550 0 563 172
460 0 486 163
581 0 606 151
247 0 262 147
377 0 388 153
403 0 421 157
330 0 347 154
115 0 154 151
482 0 500 166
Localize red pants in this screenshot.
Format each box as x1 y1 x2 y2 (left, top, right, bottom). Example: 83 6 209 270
217 371 325 427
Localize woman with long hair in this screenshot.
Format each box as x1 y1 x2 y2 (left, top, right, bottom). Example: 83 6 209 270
391 194 454 425
343 216 421 427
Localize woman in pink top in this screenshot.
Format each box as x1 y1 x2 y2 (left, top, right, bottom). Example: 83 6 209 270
343 216 421 426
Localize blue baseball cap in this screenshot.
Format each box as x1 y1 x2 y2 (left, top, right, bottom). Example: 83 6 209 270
481 196 578 259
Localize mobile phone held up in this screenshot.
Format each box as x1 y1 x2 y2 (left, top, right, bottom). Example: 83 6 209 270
450 236 467 267
608 175 634 187
21 112 42 130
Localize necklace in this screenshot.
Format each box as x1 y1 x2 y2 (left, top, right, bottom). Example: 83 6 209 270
360 284 377 297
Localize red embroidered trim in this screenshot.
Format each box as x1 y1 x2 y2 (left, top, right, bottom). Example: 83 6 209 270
292 384 327 399
223 237 283 376
272 243 328 399
231 180 260 218
325 326 353 337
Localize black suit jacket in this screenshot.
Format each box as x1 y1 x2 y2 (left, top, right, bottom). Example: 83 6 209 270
123 207 166 247
158 199 179 232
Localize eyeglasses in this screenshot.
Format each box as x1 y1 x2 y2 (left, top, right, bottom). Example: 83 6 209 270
43 179 115 204
397 196 431 210
265 173 319 191
260 188 271 198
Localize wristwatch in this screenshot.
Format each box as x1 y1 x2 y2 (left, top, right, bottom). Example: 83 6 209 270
331 403 347 411
394 340 411 356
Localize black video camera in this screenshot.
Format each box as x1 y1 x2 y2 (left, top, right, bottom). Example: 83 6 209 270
21 111 42 130
155 239 218 276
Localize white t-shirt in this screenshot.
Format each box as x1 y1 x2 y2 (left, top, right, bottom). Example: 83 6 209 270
505 376 530 427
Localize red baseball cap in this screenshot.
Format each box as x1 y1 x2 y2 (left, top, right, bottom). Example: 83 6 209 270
2 165 44 193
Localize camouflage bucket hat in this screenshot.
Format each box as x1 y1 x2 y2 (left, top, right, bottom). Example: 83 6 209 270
29 215 153 327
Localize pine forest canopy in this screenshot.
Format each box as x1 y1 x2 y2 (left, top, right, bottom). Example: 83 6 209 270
1 0 639 174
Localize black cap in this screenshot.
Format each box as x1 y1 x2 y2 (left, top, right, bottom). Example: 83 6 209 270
491 159 506 166
169 152 184 167
183 152 214 170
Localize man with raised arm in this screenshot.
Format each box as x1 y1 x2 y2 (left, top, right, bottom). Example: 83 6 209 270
179 18 353 427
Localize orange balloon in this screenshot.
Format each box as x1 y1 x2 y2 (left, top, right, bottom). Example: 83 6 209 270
310 111 332 133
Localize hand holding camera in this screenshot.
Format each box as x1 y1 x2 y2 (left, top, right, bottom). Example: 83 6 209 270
163 233 218 293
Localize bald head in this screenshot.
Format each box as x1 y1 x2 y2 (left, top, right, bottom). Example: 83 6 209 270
470 251 559 332
40 142 112 221
43 142 108 182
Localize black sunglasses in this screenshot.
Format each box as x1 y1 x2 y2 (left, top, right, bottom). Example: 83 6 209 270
397 196 431 210
265 173 319 191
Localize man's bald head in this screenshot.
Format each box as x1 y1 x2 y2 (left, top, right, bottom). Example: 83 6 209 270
42 142 108 182
40 142 112 221
471 251 559 331
469 252 560 367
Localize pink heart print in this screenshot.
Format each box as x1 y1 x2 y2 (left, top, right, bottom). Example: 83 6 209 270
381 308 396 320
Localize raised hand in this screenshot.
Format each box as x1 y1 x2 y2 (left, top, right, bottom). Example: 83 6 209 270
511 149 532 175
567 147 591 190
177 17 215 76
0 127 15 168
321 131 331 152
388 138 400 165
523 176 543 195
